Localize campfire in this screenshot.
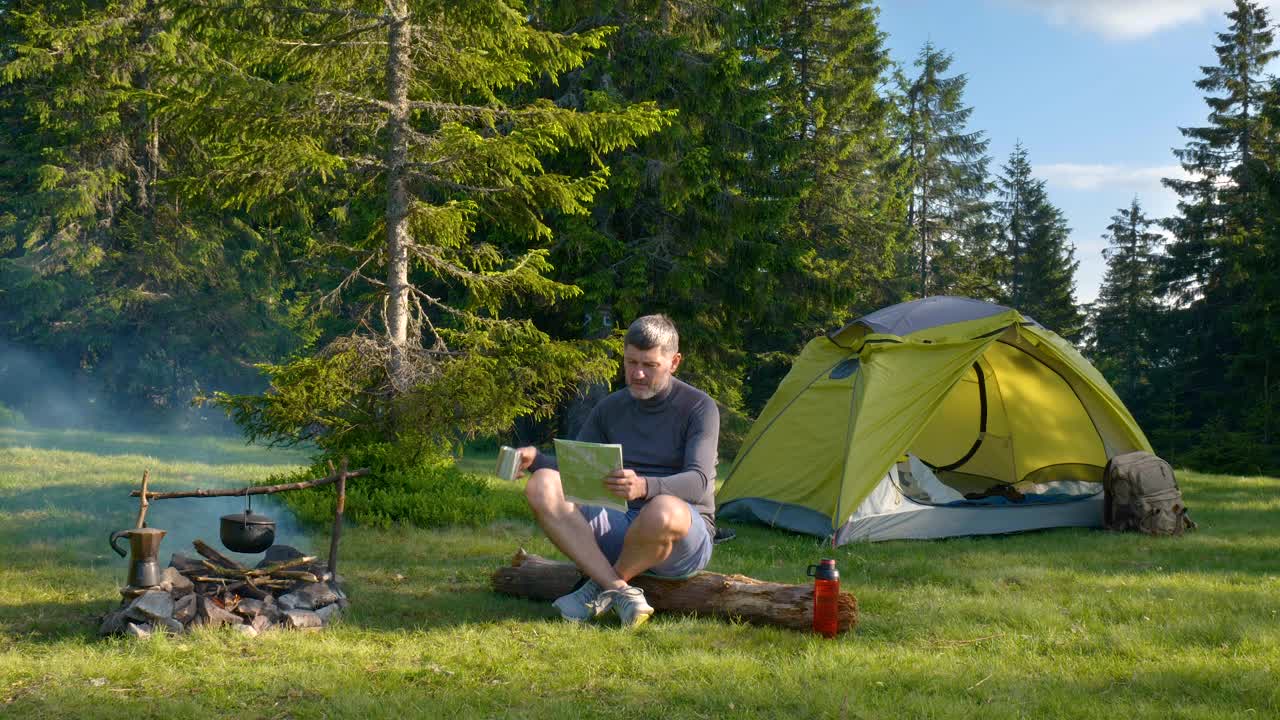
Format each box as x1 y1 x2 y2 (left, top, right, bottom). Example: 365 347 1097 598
98 460 368 639
100 541 347 638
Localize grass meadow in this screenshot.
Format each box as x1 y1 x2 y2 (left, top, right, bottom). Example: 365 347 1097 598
1 427 1277 719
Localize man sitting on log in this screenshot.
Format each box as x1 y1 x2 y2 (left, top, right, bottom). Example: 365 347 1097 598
515 314 719 628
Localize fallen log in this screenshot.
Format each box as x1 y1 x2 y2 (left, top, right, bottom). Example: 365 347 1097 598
492 549 858 634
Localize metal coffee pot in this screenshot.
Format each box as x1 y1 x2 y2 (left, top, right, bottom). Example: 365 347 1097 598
109 527 167 588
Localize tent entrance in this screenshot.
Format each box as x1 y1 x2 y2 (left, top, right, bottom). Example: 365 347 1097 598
906 340 1106 505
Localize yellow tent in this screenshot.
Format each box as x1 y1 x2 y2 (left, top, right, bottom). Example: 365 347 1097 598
718 297 1151 543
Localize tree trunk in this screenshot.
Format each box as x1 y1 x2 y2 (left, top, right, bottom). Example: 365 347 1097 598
492 550 858 634
384 0 412 388
919 170 930 297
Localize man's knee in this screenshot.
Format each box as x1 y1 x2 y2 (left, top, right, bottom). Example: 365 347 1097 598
524 469 563 513
635 495 692 538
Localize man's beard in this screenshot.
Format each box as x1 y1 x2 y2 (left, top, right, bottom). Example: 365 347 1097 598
627 379 666 400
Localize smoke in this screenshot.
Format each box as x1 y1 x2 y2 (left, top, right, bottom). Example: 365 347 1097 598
0 338 99 429
0 339 330 570
140 492 320 564
0 338 238 434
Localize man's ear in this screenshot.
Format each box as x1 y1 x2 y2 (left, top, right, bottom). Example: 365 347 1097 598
669 352 683 373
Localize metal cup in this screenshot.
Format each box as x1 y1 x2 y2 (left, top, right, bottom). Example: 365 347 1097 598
495 446 520 481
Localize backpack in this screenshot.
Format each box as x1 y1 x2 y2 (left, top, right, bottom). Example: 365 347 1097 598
1103 451 1196 535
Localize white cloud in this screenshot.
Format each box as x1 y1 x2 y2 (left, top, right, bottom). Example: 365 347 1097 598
1039 163 1189 191
1005 0 1280 40
1041 162 1193 220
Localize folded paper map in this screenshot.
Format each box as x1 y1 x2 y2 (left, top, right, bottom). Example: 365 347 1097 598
553 438 625 509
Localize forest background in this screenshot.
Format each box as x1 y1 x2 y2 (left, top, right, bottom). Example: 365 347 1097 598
3 0 1278 490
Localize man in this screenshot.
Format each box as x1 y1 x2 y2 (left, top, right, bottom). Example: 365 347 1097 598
516 314 719 628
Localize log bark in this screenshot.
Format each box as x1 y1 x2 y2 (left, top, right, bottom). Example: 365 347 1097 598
492 550 858 634
130 467 369 499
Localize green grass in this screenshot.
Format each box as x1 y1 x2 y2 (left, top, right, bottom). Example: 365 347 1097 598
2 427 1278 719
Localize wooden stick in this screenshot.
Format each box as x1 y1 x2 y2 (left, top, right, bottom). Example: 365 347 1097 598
328 457 348 575
129 467 371 499
249 556 318 576
239 578 269 600
193 539 249 571
196 576 291 589
272 570 321 583
135 469 151 528
200 559 243 576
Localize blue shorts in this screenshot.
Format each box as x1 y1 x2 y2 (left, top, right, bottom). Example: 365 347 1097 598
577 501 713 578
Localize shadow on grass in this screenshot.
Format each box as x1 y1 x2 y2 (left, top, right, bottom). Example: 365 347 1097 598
0 598 108 643
4 466 1278 646
0 586 554 645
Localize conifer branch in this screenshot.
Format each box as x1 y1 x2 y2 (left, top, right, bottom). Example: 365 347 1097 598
276 40 387 48
407 101 557 118
274 18 393 48
318 91 393 112
404 242 540 286
409 174 510 194
317 252 385 309
193 2 386 21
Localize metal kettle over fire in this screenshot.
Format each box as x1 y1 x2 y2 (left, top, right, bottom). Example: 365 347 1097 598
109 527 166 588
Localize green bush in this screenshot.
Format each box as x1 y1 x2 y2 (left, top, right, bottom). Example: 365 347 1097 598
0 402 25 428
262 443 531 530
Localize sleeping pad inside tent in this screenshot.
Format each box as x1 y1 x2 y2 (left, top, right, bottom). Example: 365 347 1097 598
716 296 1152 543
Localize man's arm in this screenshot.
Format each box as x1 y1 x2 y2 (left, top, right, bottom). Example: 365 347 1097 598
643 396 719 504
522 402 610 474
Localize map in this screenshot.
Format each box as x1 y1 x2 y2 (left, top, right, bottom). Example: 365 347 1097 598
553 438 625 509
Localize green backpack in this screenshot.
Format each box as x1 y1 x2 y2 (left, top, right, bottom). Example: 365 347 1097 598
1103 451 1197 535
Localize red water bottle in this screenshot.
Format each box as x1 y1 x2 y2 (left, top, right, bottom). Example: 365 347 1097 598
807 558 840 638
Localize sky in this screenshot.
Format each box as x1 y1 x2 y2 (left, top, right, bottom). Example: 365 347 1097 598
874 0 1272 304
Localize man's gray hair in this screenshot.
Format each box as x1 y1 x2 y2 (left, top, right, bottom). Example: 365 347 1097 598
625 314 679 355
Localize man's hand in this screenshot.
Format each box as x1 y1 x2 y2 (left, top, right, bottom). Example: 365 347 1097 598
605 468 647 501
515 446 539 476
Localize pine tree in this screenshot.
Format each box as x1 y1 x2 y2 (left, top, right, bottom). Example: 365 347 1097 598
171 0 669 453
1091 199 1163 399
995 143 1082 337
893 42 992 298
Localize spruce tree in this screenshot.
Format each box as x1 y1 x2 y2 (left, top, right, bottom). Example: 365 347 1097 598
1092 199 1163 400
170 0 669 453
893 42 992 298
745 0 908 372
0 0 310 422
524 0 764 418
523 0 908 422
1163 0 1279 457
995 143 1082 337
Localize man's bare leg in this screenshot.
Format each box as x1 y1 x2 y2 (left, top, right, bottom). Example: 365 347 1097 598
524 468 626 590
614 495 692 581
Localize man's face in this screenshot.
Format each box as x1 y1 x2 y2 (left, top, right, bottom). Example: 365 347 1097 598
623 344 682 400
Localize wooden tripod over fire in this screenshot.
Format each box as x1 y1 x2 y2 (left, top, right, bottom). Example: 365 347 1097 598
127 458 370 574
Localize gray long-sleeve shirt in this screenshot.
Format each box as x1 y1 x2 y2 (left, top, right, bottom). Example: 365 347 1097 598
532 377 719 531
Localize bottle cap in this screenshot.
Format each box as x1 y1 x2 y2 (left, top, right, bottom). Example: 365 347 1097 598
807 558 839 580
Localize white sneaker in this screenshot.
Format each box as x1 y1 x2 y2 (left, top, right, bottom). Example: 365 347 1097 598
552 579 611 622
601 585 654 628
